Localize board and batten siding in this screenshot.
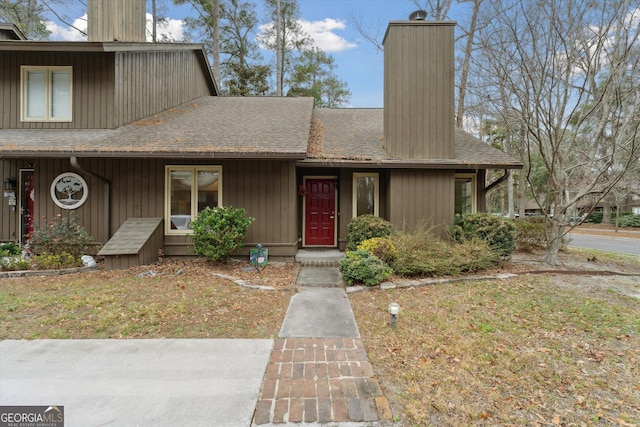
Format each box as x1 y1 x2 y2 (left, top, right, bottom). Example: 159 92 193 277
0 51 116 129
383 21 455 160
389 169 455 238
0 158 298 258
114 50 212 127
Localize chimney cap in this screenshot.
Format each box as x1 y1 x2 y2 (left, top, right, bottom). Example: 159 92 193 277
409 10 428 20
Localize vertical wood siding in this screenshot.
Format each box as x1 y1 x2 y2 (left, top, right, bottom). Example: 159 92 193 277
0 51 116 129
1 49 211 130
114 50 212 127
87 0 146 43
383 22 455 159
3 158 298 257
389 169 454 238
0 159 19 242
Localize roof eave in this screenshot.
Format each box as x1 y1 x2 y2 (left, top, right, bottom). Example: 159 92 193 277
297 159 523 169
0 150 306 160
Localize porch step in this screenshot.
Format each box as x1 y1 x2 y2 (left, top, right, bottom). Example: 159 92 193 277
295 249 344 267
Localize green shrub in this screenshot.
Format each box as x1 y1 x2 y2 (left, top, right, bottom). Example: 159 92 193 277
30 252 80 270
189 206 254 263
452 212 516 258
0 243 20 256
357 237 397 264
0 256 30 271
587 211 633 224
618 214 640 228
514 217 547 251
28 215 93 259
345 215 393 251
391 223 500 277
339 250 392 286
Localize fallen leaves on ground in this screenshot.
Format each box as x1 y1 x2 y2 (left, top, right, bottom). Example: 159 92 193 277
0 259 298 339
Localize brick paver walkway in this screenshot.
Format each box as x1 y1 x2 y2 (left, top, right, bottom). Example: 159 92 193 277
253 337 393 425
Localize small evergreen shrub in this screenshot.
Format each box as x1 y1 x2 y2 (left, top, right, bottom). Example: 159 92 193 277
618 214 640 228
0 243 20 256
588 211 633 224
29 215 93 259
339 250 392 286
514 217 547 251
357 237 397 264
30 252 79 270
189 206 254 263
345 215 393 251
452 212 516 258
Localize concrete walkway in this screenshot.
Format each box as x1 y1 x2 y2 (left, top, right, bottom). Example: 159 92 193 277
0 339 272 426
252 266 393 426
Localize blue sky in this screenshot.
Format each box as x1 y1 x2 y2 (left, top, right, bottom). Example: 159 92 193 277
46 0 469 107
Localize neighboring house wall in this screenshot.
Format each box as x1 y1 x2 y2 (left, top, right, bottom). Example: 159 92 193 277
389 169 455 237
0 158 299 259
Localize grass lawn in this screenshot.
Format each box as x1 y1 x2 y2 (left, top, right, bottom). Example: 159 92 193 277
0 260 297 339
350 275 640 426
2 252 639 426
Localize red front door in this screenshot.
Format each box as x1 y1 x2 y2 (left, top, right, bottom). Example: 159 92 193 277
304 178 336 246
20 169 35 244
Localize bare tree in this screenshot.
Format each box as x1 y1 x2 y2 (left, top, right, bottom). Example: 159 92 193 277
476 0 640 264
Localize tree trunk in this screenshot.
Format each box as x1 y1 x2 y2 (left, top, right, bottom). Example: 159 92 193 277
507 172 514 218
542 218 563 265
602 200 611 224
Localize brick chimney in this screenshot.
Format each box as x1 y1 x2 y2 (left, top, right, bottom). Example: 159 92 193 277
87 0 147 42
383 16 455 159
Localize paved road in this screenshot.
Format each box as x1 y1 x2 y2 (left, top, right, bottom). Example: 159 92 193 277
568 233 640 256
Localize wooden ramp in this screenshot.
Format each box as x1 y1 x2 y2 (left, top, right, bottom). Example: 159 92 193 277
97 217 164 270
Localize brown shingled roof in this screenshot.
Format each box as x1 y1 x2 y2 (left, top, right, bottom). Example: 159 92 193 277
0 97 315 159
300 108 522 169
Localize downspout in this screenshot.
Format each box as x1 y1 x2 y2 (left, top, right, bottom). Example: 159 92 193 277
70 157 110 244
485 169 510 194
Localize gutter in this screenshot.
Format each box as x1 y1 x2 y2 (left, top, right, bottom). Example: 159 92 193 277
70 157 110 244
485 169 510 193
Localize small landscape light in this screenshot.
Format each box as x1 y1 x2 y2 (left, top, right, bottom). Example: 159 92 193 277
389 302 400 328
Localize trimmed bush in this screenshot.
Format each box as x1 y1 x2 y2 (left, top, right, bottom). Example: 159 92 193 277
587 211 633 224
190 206 254 263
618 214 640 228
339 250 393 286
357 237 397 264
345 215 393 251
452 212 516 258
514 216 547 251
28 215 93 260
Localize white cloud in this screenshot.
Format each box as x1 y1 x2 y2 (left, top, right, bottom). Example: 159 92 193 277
146 13 186 42
258 18 357 52
44 12 187 43
45 14 86 41
299 18 357 52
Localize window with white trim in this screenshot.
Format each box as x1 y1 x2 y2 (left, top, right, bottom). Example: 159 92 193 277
166 166 222 234
455 174 476 215
21 66 72 122
353 173 379 217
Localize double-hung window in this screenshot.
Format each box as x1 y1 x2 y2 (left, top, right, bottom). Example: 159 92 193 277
166 166 222 234
353 173 379 217
455 174 476 215
21 66 72 122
